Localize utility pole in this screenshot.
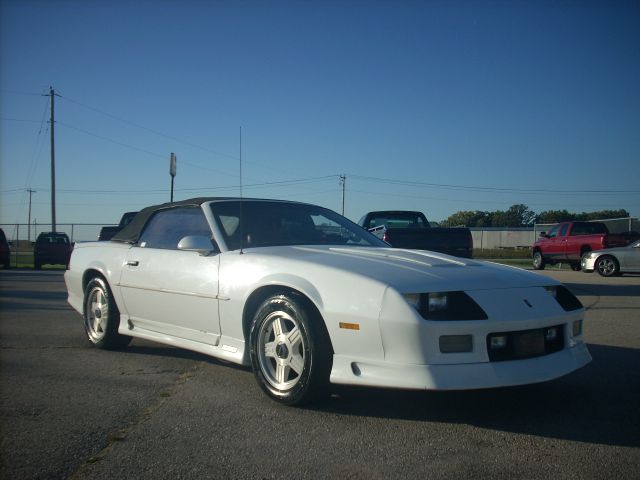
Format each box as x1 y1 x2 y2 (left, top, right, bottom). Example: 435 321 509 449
27 189 36 242
339 174 346 216
44 87 60 232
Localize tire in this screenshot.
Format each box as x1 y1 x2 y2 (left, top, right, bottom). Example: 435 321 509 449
595 255 619 277
532 251 545 270
83 277 132 349
571 263 582 271
249 294 332 406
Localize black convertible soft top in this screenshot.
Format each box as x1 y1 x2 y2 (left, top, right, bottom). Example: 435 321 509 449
110 197 302 244
111 197 215 244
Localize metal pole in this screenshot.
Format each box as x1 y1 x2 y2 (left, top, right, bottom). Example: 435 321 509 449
27 189 35 243
15 224 19 268
170 152 176 202
340 175 346 216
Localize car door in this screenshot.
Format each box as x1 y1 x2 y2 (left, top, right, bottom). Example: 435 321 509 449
118 206 221 345
619 242 640 272
541 224 564 260
555 223 571 260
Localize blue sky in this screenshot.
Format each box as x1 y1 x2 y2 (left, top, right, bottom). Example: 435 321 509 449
1 0 639 233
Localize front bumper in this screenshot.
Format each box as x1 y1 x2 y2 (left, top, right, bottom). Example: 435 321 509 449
581 255 597 272
330 343 591 390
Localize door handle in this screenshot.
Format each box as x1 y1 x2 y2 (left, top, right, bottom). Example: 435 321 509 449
127 260 139 266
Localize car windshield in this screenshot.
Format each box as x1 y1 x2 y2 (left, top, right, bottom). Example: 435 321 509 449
38 235 69 245
209 200 388 250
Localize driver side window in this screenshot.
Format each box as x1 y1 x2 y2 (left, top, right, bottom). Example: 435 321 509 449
139 207 212 250
547 225 560 238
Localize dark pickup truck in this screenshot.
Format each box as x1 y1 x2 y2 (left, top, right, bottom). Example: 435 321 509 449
99 211 138 241
358 210 473 258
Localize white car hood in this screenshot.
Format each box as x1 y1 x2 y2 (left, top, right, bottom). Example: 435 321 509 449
244 246 555 293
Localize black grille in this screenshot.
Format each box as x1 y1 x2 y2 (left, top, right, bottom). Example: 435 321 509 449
487 325 564 362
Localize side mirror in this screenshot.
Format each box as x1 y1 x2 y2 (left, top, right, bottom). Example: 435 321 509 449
177 235 216 255
539 231 547 238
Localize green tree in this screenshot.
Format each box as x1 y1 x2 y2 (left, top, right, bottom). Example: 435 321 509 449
536 209 574 224
442 210 490 227
491 205 536 227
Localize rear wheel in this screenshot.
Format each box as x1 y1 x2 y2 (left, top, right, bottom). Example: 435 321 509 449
249 294 331 406
571 263 581 271
83 277 131 349
596 255 619 277
532 251 545 270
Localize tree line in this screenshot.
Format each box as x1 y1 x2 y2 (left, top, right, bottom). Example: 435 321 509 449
439 205 631 228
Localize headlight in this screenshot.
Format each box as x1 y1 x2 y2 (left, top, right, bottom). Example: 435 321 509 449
544 285 583 311
403 291 487 321
403 293 421 309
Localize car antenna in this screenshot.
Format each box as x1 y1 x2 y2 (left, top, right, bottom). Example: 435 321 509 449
239 126 244 255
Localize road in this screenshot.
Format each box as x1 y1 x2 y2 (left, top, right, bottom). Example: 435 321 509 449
1 269 639 479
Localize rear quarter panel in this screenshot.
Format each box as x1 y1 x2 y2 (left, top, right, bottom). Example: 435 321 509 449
65 242 132 314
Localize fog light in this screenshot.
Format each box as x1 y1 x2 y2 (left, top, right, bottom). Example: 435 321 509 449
439 335 473 353
572 320 583 336
545 327 558 341
489 335 508 349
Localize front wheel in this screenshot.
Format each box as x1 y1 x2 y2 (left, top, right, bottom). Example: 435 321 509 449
532 251 545 270
596 255 619 277
83 277 132 349
249 294 332 406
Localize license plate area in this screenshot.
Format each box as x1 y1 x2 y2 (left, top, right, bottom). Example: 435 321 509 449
487 325 564 362
513 331 546 358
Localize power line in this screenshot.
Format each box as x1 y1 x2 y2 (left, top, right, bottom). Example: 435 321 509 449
57 121 166 159
0 89 43 97
348 175 640 195
0 117 43 123
5 175 337 196
56 121 241 178
59 95 239 161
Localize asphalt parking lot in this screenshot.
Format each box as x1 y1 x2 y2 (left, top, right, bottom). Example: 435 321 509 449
1 268 639 479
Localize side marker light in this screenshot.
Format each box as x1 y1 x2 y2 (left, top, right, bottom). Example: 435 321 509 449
339 322 360 331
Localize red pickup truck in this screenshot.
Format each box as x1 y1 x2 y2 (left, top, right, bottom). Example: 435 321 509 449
532 221 632 271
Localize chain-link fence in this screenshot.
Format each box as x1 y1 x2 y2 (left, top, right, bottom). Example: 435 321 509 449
1 222 114 268
2 217 638 266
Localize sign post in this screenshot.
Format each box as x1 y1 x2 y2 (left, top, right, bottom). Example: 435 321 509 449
170 152 177 202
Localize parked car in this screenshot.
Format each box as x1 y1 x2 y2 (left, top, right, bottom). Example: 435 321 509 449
532 221 632 271
98 211 138 241
581 240 640 277
0 228 10 268
65 198 590 405
34 232 73 269
358 211 473 258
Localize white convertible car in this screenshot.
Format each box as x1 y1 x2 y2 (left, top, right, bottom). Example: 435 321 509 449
65 198 591 405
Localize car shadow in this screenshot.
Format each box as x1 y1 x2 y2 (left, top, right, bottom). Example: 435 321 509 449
310 343 639 448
